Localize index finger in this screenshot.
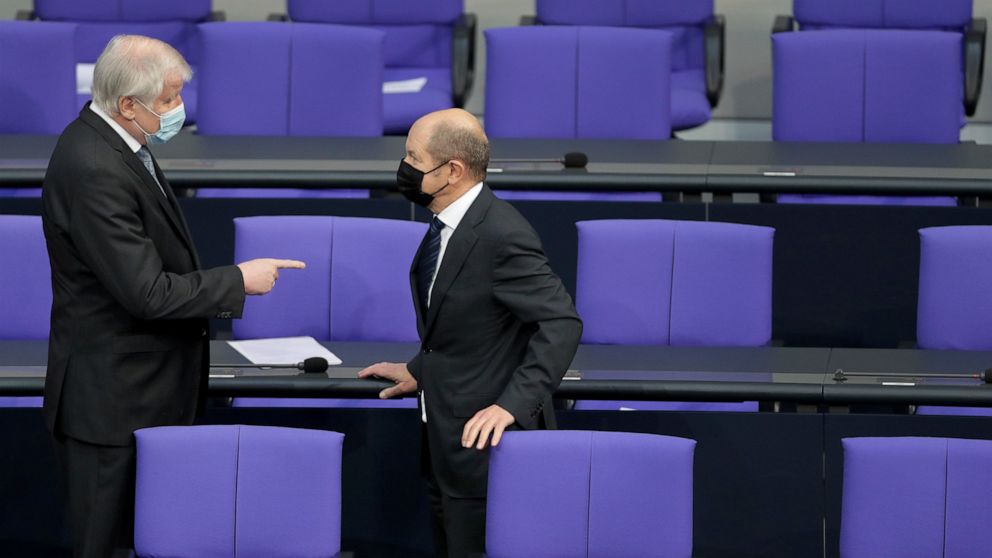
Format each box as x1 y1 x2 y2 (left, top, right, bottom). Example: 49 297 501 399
272 259 306 269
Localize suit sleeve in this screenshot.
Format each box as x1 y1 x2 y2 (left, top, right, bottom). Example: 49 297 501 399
68 166 245 321
492 226 583 429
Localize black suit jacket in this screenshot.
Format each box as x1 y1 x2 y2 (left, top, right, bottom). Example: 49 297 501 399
41 105 245 446
408 185 582 498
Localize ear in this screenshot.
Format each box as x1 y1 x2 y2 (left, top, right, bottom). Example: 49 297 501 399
118 96 136 120
448 159 468 183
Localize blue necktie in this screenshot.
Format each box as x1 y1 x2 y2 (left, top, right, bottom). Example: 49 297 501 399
417 216 445 310
136 147 166 197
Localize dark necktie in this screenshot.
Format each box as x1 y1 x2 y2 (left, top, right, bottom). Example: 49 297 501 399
417 216 446 311
136 147 166 197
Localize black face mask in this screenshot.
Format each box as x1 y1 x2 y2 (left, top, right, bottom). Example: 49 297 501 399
397 159 449 207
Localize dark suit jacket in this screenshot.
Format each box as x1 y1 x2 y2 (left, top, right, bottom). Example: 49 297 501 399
408 185 582 498
41 104 245 446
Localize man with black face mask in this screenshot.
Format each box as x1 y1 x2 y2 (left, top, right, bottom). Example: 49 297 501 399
360 109 582 558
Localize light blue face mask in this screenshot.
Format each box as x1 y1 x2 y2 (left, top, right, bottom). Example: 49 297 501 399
134 99 185 144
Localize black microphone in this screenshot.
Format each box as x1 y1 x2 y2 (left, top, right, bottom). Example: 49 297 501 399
833 368 992 383
212 357 329 374
488 151 589 169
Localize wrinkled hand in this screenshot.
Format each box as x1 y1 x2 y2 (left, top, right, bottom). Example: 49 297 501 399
462 405 515 450
237 258 306 295
357 362 417 399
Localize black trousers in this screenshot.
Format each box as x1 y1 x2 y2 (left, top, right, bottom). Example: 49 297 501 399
425 474 487 558
53 433 136 558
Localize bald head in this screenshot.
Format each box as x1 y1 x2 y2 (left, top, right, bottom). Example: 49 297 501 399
92 35 192 115
411 109 490 182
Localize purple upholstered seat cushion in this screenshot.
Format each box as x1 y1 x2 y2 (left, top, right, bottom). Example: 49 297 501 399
840 436 992 557
197 22 384 137
196 188 369 198
671 69 711 130
576 219 676 345
135 425 343 558
0 21 78 135
0 216 52 340
840 437 947 558
917 226 992 350
134 425 240 557
235 426 343 557
793 0 972 30
232 216 424 342
485 26 672 140
383 67 453 133
670 221 773 346
487 430 695 558
774 30 962 144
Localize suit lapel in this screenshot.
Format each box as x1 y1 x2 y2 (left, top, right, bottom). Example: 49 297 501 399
79 106 197 259
422 186 494 335
148 153 200 267
410 231 430 337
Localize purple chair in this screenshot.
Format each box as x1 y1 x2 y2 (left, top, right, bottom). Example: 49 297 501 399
780 0 985 116
528 0 725 131
280 0 476 134
134 424 344 557
195 188 370 199
197 22 384 137
575 219 773 411
773 29 962 206
231 216 425 408
0 216 51 408
23 0 217 124
485 26 670 202
486 26 672 140
487 430 695 558
840 437 992 557
915 226 992 415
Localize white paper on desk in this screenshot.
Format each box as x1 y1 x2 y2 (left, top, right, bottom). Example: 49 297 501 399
227 336 342 366
76 63 95 94
383 77 427 94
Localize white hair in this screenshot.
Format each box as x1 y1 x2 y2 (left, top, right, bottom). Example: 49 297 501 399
91 35 192 115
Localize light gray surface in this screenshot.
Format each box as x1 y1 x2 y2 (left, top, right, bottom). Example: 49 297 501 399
3 0 992 128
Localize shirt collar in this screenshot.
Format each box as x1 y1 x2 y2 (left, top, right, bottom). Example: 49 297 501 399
89 103 143 154
436 182 483 231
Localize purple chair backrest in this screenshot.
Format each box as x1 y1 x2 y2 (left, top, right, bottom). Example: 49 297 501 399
287 0 461 69
576 219 773 346
197 22 384 137
0 21 77 134
917 226 992 350
487 430 695 558
536 0 711 72
773 29 962 144
841 437 992 558
485 26 672 140
134 424 343 558
35 0 210 63
794 0 972 30
233 216 425 342
0 216 51 339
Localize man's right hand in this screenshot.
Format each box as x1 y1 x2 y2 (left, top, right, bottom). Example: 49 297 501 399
237 258 306 295
358 362 418 399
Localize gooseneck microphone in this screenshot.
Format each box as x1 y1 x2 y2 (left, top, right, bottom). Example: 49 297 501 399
833 368 992 383
489 151 589 169
213 357 329 374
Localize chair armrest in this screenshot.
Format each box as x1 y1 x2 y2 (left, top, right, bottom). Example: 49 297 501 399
519 15 539 26
772 15 795 34
15 10 36 20
452 12 478 108
207 11 226 22
266 12 289 22
965 17 986 116
704 14 726 107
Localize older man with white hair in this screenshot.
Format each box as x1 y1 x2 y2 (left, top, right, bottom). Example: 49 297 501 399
41 35 304 557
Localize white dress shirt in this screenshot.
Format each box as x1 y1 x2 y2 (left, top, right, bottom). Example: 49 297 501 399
421 181 483 422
